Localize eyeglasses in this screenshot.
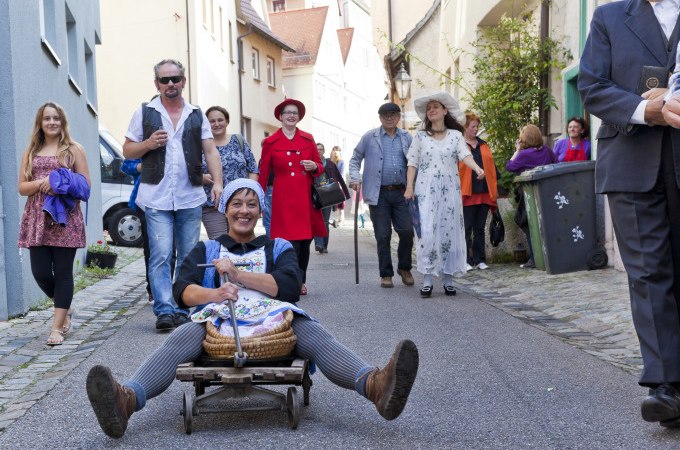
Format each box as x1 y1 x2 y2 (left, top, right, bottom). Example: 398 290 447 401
281 111 299 116
380 112 400 119
157 76 183 84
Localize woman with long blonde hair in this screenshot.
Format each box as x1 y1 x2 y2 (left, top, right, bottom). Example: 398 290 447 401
18 102 90 345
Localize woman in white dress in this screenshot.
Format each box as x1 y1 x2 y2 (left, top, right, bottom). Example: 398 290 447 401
404 92 485 298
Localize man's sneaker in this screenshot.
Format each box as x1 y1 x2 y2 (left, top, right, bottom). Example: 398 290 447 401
397 269 415 286
155 314 174 330
173 314 190 328
86 365 136 439
362 340 419 420
380 277 394 288
465 264 473 271
476 262 489 270
520 259 536 269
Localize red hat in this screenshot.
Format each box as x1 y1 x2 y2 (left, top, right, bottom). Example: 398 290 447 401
274 98 306 121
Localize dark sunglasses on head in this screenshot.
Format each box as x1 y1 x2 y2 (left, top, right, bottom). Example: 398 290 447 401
157 76 183 84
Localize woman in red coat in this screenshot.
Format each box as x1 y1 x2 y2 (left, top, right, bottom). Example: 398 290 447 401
259 99 327 295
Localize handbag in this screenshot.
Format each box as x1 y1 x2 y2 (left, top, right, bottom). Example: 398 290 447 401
311 178 346 209
407 197 421 238
489 210 505 247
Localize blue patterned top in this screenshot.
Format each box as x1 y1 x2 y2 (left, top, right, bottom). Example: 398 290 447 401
201 134 259 207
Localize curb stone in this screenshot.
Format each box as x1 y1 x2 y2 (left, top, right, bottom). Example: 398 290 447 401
0 246 147 433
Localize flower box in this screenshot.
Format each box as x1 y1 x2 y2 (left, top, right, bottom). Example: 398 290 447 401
86 250 117 269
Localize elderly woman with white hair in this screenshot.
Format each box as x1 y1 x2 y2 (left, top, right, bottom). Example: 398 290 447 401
404 92 485 298
85 178 419 439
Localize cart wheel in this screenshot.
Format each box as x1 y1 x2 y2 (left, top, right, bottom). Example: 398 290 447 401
286 386 300 429
586 247 608 270
302 368 312 406
194 381 205 396
183 392 194 434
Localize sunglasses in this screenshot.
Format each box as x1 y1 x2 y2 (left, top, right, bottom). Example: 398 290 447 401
157 76 183 84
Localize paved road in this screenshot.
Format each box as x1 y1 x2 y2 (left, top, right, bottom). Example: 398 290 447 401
0 229 678 449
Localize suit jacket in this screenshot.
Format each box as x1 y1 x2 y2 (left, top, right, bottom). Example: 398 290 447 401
348 127 413 205
579 0 680 193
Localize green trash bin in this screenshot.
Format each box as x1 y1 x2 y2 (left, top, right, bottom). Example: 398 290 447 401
514 161 607 274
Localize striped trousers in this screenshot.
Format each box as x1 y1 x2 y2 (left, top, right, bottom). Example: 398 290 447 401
124 316 372 409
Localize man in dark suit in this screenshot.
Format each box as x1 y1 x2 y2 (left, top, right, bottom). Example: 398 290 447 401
579 0 680 427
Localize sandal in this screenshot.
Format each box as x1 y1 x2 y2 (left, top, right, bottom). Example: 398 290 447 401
443 285 457 296
62 308 75 334
420 285 432 298
300 284 308 295
46 329 65 346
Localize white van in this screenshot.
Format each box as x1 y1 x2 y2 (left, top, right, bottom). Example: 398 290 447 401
99 129 144 246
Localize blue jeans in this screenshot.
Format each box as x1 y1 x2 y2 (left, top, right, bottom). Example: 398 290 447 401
145 206 202 317
263 185 273 237
368 189 414 277
314 207 332 249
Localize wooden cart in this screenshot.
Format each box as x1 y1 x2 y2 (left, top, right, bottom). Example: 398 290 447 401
176 355 312 433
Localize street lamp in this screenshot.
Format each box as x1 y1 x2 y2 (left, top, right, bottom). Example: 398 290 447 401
393 62 412 129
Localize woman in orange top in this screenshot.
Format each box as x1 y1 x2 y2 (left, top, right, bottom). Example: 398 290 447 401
459 112 498 271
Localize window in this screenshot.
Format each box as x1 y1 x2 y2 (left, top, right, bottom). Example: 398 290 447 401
39 0 60 64
252 48 260 80
85 40 97 113
210 0 215 36
229 21 234 62
219 7 224 50
243 117 252 144
266 57 275 87
273 0 285 12
65 4 81 94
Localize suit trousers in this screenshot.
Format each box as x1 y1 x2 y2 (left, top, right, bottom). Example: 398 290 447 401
608 130 680 386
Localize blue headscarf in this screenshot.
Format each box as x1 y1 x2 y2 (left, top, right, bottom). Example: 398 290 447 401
217 178 265 214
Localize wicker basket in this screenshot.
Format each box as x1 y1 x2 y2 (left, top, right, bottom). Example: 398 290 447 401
202 310 297 359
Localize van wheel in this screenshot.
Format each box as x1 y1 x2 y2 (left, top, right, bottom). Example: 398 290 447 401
109 208 144 247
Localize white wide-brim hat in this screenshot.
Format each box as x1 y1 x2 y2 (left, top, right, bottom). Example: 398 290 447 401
413 91 465 124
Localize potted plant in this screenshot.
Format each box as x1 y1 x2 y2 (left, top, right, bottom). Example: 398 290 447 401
86 239 117 269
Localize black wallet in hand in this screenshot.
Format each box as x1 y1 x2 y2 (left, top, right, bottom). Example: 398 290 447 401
637 66 669 95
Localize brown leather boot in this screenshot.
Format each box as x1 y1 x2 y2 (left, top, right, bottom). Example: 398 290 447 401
86 365 136 438
363 340 419 420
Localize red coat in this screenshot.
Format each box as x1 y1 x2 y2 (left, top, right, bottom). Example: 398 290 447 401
259 128 327 240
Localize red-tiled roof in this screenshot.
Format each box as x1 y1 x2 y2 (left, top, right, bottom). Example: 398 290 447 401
337 28 354 65
238 0 294 52
269 6 329 69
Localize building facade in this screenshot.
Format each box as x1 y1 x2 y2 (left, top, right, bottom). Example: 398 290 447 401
0 0 102 319
96 0 288 159
269 0 386 163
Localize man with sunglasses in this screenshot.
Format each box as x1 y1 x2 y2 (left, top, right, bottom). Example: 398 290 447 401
123 58 223 331
349 103 414 289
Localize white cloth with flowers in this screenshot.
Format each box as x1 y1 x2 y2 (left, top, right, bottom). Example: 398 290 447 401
190 247 309 337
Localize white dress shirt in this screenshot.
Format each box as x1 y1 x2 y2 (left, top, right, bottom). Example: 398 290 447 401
125 96 213 211
632 0 680 124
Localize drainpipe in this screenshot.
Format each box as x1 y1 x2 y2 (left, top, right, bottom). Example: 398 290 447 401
185 0 192 103
539 0 550 136
236 24 254 137
387 0 393 50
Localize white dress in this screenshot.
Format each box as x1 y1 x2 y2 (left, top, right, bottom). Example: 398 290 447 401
407 129 471 276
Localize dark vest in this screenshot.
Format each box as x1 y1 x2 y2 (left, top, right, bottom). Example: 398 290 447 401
141 103 204 186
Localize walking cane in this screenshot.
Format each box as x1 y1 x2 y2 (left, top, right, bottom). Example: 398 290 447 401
354 189 359 284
